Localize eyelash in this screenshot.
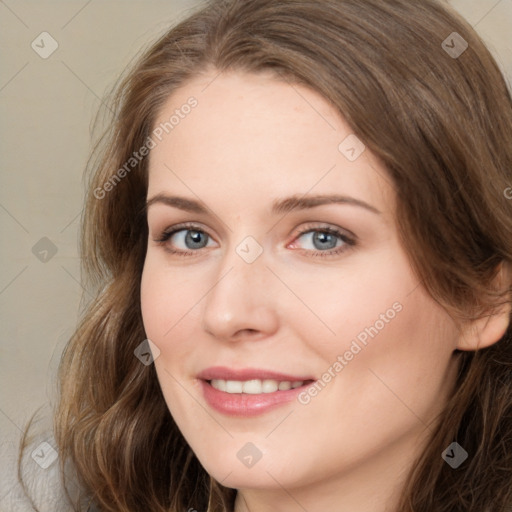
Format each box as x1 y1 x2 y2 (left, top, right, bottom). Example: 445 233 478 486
153 222 356 258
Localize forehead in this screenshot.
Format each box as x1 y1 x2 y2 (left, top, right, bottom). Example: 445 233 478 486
147 70 394 214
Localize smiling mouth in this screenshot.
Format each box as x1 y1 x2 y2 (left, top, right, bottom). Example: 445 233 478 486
199 372 316 416
206 378 315 394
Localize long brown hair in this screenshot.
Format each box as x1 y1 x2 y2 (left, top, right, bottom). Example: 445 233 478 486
20 0 512 510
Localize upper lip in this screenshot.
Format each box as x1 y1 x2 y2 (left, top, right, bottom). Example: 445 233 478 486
197 366 315 382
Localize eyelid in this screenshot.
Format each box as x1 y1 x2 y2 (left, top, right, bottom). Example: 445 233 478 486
290 222 356 243
154 222 216 242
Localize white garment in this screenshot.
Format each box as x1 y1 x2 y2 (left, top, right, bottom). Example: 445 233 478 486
0 418 90 512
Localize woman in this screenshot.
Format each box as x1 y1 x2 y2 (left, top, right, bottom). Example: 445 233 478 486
20 0 512 510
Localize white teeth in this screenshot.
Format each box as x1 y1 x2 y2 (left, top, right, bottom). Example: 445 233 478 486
225 380 243 393
261 380 278 393
210 379 305 394
243 379 267 394
211 379 226 392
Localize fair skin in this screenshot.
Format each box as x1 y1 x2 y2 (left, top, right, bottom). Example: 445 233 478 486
140 70 507 512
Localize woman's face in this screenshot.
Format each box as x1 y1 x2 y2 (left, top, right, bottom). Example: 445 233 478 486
141 71 462 506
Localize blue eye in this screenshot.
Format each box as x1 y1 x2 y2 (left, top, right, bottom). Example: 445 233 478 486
155 224 215 254
291 226 355 257
172 229 211 250
296 230 343 251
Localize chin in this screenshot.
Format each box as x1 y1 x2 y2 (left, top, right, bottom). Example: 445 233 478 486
196 445 303 490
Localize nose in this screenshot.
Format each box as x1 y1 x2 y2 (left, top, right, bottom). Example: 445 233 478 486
201 244 280 343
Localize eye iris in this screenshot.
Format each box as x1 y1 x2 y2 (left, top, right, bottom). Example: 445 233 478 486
313 231 337 250
185 230 208 249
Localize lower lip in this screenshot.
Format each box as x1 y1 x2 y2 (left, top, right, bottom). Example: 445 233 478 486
200 380 312 417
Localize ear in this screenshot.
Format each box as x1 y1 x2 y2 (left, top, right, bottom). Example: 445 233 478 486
456 262 511 351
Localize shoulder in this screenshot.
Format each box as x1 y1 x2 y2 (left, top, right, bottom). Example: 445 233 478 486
0 423 89 512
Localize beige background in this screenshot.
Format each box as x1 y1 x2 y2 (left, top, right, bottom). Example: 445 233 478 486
0 0 511 498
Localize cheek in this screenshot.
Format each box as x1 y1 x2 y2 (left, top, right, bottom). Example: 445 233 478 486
292 247 458 422
284 247 417 361
140 257 200 343
140 264 167 343
311 277 459 433
139 255 214 421
140 259 204 424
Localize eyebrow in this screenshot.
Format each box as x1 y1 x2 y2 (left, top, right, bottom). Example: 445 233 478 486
271 194 381 215
145 193 381 215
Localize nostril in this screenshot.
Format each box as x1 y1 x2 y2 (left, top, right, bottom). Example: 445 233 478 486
231 328 262 341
